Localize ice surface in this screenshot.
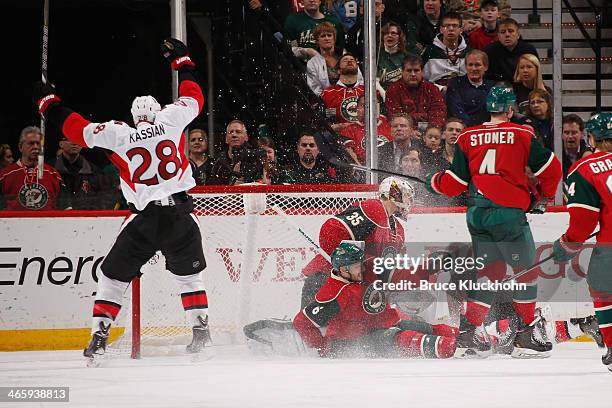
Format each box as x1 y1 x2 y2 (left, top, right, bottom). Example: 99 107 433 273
1 343 610 408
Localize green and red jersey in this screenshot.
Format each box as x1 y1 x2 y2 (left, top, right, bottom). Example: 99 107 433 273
564 151 612 243
429 121 562 211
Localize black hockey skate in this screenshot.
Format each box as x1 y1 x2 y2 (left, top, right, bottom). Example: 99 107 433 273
570 315 604 348
186 315 212 354
602 347 612 372
493 314 519 355
511 315 552 359
84 322 110 367
455 316 491 358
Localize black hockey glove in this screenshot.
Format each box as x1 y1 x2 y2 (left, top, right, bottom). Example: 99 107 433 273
32 81 61 115
161 38 195 70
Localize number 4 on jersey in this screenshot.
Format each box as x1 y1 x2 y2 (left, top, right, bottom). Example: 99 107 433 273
479 149 497 175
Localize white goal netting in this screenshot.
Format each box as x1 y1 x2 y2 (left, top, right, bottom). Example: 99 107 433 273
109 185 378 356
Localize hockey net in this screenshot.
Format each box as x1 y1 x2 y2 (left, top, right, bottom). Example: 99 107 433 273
109 184 378 357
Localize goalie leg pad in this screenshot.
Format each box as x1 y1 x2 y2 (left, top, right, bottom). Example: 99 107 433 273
244 319 310 356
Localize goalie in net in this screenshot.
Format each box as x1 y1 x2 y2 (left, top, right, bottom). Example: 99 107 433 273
300 176 416 307
33 38 211 365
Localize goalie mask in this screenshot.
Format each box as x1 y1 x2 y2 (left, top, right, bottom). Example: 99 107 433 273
379 177 415 219
131 95 161 125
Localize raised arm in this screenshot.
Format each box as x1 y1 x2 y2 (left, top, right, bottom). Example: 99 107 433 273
161 38 204 111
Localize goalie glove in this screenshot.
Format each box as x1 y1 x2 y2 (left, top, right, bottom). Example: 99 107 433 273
161 38 195 70
552 234 581 264
32 81 61 115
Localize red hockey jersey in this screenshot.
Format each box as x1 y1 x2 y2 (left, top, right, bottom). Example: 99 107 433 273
302 198 405 282
0 161 66 211
564 151 612 243
339 117 392 164
320 82 365 124
468 27 498 50
293 272 400 351
429 121 562 211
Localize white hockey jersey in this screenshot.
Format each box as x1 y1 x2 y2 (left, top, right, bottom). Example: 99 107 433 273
81 96 199 210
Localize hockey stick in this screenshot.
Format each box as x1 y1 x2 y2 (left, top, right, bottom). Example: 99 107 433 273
271 204 331 263
327 157 427 185
502 230 599 284
349 163 427 184
38 0 50 179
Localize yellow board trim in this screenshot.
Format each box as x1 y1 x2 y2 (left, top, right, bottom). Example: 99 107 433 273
572 334 594 342
0 328 125 351
0 329 595 351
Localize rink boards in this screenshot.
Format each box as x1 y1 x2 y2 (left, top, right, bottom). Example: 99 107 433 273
0 210 595 351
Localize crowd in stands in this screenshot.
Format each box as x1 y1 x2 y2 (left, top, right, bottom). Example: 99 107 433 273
0 0 598 211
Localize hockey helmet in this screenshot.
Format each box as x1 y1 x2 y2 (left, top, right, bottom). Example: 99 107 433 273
379 176 415 210
585 112 612 141
131 95 161 125
331 242 365 271
486 86 516 113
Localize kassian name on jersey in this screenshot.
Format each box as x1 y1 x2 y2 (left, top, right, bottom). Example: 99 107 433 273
470 131 515 146
129 123 166 143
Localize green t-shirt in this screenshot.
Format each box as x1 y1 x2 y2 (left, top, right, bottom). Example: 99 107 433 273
283 11 345 50
377 50 406 90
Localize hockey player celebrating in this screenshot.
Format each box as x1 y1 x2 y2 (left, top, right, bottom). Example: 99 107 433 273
300 176 414 307
425 86 562 358
551 112 612 371
32 38 211 364
293 242 457 358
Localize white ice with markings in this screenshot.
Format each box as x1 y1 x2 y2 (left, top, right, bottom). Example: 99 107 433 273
1 343 610 408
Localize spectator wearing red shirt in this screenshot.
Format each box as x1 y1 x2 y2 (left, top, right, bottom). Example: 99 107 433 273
0 126 68 211
340 94 392 165
384 54 447 128
320 53 365 126
468 0 500 50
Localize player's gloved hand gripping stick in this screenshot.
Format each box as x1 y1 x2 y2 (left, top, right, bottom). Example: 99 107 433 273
503 230 598 284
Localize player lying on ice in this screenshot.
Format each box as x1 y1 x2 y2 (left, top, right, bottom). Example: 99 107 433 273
33 38 211 366
293 242 457 358
551 112 612 372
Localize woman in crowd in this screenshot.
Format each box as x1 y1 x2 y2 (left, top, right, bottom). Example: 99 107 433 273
307 22 363 95
524 88 554 150
0 144 14 169
512 54 551 114
377 22 417 91
257 136 280 185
